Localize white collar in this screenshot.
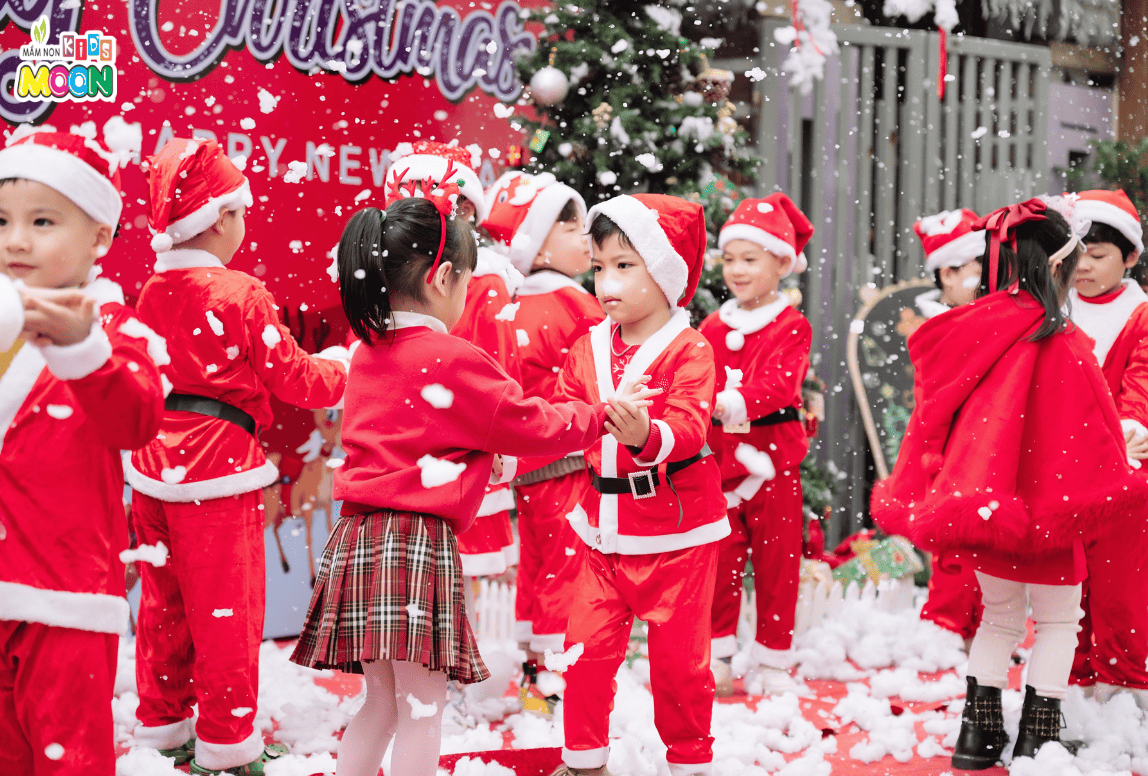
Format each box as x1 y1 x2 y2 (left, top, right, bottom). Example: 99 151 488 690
473 246 525 296
390 310 448 333
153 249 226 274
1067 279 1148 364
516 270 590 297
717 295 790 336
914 288 952 320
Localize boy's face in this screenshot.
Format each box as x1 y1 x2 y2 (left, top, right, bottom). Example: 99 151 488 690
533 216 591 277
721 238 790 309
591 233 669 323
456 197 477 223
0 179 112 289
1074 241 1138 298
938 259 982 307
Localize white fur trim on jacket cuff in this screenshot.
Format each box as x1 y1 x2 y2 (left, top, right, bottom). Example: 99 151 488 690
0 580 129 634
39 320 112 380
0 274 23 351
491 455 518 485
563 747 610 770
192 728 264 771
459 549 512 576
125 459 279 502
477 486 515 516
732 474 768 503
716 389 748 427
1122 418 1148 441
133 718 195 751
316 345 350 410
632 419 675 467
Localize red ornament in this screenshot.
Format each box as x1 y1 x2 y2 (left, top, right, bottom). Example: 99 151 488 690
506 145 525 168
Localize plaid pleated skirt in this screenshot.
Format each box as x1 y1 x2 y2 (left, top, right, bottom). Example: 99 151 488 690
290 509 489 684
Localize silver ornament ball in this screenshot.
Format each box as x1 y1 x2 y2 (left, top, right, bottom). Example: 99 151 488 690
530 66 569 106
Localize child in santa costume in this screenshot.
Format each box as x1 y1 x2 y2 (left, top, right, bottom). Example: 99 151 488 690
127 138 350 775
1063 188 1148 706
0 128 166 776
700 193 813 697
482 171 601 710
290 187 654 776
391 140 522 590
911 210 986 646
553 194 728 776
873 198 1148 769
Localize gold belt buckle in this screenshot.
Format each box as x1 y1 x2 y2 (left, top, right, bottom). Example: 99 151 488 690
724 421 751 434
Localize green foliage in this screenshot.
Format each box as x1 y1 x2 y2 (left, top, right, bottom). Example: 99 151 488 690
1063 138 1148 225
801 456 836 517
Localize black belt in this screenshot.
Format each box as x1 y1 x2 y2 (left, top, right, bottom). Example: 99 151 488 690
712 406 800 428
165 393 257 435
589 445 712 500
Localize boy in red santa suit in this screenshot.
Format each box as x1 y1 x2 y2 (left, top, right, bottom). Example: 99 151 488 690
552 194 728 776
700 194 813 697
1063 188 1148 707
911 210 986 647
0 128 166 776
482 171 601 708
127 138 349 775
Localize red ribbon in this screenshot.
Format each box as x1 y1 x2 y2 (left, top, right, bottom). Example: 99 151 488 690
937 29 947 100
384 160 463 284
971 198 1049 293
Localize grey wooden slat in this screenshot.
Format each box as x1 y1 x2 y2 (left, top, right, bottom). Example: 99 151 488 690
960 53 977 209
902 39 927 278
943 51 960 211
788 83 803 205
835 45 855 289
1033 57 1051 192
856 45 876 284
806 76 827 348
923 31 943 217
997 59 1014 188
874 49 898 285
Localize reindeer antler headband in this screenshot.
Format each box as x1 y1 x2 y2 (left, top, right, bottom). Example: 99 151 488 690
384 159 464 284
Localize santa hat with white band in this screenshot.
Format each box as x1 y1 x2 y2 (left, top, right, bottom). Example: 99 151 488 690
483 171 585 275
0 125 122 227
146 138 252 252
585 193 707 308
1074 189 1144 254
914 209 987 272
719 193 813 276
390 140 487 222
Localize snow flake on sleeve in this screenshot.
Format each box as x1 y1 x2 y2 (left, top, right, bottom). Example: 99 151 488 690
46 404 73 419
420 383 454 409
516 329 530 347
119 541 169 567
543 642 584 672
119 317 171 366
205 310 224 336
417 454 466 488
262 324 283 349
494 302 520 322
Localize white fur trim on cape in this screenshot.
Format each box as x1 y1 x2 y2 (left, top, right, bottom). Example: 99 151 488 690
390 310 448 333
633 418 675 466
586 195 687 306
193 729 265 771
1076 199 1145 253
0 343 44 453
1067 280 1148 365
505 182 585 275
40 320 112 380
566 501 731 555
393 154 487 221
923 229 987 272
477 486 515 516
125 459 279 502
133 718 194 751
718 296 790 344
715 388 748 427
155 180 253 251
516 270 590 297
0 580 129 634
153 248 226 274
914 289 952 320
718 223 802 277
474 245 525 296
0 274 23 351
0 142 122 226
711 634 739 659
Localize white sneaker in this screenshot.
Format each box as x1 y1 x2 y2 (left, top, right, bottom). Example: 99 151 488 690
711 658 734 697
745 665 800 695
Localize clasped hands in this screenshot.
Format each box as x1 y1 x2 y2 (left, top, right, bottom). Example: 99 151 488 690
18 285 97 347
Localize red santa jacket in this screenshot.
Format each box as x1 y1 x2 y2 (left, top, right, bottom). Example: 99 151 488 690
127 249 347 502
335 311 609 535
0 277 164 634
554 309 729 555
1068 281 1148 433
699 297 811 502
515 271 604 401
871 290 1147 565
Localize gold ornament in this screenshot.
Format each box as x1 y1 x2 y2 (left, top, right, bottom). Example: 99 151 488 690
592 101 613 130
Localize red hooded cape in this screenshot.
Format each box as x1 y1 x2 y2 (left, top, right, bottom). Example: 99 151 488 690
871 290 1147 563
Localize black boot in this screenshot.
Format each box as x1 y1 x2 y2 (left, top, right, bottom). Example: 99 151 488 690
1012 685 1082 759
952 677 1008 770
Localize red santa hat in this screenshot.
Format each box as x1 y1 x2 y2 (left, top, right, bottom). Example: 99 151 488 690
145 137 252 252
913 209 987 272
718 193 813 276
1074 189 1144 253
0 125 122 227
482 172 586 275
390 140 487 222
585 193 706 308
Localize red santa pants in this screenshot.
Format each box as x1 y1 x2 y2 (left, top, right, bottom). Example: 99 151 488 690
1070 523 1148 689
0 621 116 776
710 469 803 660
920 556 983 640
514 473 587 653
457 485 517 577
561 543 718 774
132 490 266 769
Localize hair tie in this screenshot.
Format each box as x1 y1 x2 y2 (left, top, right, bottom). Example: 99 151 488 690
379 209 387 225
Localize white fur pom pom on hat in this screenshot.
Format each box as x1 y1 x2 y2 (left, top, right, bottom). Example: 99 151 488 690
151 232 174 253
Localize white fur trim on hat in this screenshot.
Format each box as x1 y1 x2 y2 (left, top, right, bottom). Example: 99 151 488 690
586 195 686 305
394 154 487 221
0 142 121 226
1076 199 1145 253
154 180 252 252
923 229 987 272
718 223 802 277
508 183 585 275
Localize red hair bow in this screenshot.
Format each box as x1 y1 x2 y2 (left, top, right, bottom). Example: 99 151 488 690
971 198 1048 293
384 160 464 283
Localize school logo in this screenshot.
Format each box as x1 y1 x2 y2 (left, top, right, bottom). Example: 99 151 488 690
13 15 117 103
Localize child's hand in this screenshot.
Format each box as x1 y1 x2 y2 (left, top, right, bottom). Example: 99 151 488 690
21 288 96 346
491 454 504 480
616 375 662 408
606 399 651 449
1125 427 1148 461
713 402 725 419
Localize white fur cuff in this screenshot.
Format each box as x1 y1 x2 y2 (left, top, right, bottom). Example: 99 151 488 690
716 389 748 427
40 321 112 380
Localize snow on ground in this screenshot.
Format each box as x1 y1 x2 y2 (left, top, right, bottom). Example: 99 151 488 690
112 593 1148 776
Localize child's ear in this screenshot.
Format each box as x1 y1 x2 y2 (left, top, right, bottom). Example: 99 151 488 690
92 223 113 259
211 206 230 234
428 260 455 296
1126 250 1141 270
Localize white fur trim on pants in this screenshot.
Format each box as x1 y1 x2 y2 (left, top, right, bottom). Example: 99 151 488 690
125 459 279 503
0 580 129 634
751 642 795 670
711 634 739 659
193 727 264 771
133 717 194 750
514 620 534 644
669 762 713 776
563 746 609 769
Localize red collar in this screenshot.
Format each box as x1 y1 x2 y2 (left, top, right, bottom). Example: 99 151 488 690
1079 284 1126 305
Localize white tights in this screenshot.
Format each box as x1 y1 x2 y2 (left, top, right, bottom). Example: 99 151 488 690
967 572 1083 700
336 660 447 776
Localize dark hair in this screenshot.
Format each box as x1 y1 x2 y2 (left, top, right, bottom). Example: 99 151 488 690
976 208 1079 341
588 213 634 251
933 268 943 291
556 198 581 224
1083 221 1137 260
339 197 477 344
